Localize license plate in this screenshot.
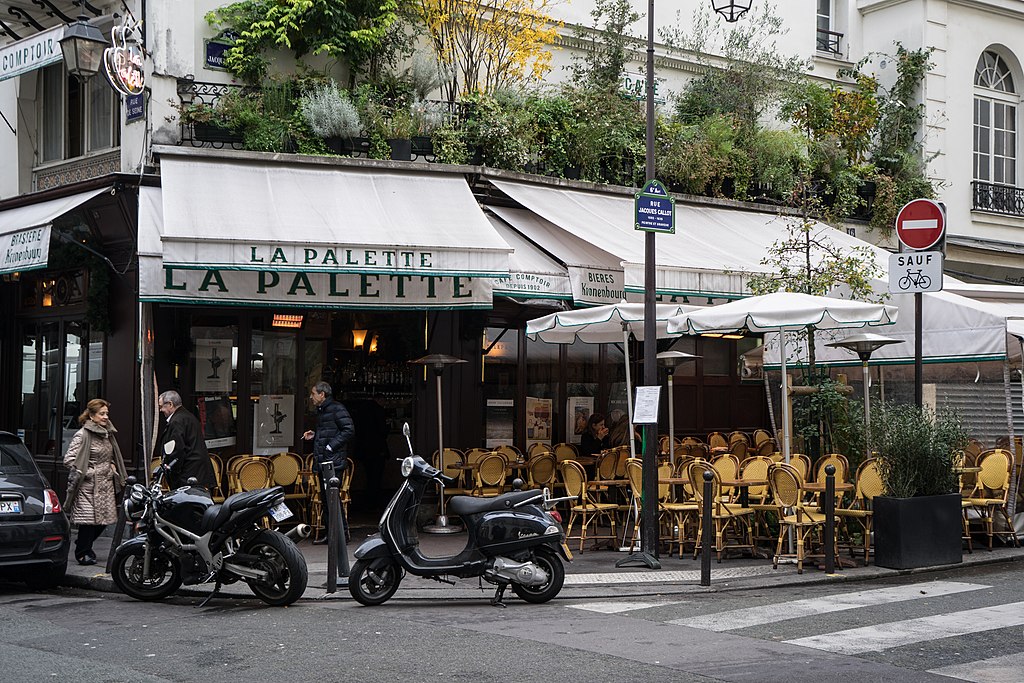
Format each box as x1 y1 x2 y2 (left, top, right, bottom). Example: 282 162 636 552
268 501 292 522
0 500 21 514
561 542 573 561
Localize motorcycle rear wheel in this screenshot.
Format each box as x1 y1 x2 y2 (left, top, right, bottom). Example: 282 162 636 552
511 547 564 604
112 542 182 601
242 530 308 606
349 557 402 606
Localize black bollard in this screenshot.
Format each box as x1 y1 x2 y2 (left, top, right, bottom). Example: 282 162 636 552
824 464 836 575
325 475 340 593
105 475 137 574
700 469 713 587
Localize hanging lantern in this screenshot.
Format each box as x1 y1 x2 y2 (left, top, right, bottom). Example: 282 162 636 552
712 0 752 23
59 16 107 81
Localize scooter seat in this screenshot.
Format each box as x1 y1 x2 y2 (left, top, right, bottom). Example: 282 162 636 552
448 490 541 516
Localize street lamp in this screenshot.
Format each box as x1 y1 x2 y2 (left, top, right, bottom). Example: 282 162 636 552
409 353 467 534
712 0 753 23
827 333 903 458
657 350 699 465
59 16 107 82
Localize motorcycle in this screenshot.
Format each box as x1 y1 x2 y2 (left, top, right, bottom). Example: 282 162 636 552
349 424 574 607
111 440 308 606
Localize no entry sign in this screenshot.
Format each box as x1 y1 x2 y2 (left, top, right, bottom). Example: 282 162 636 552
895 198 945 251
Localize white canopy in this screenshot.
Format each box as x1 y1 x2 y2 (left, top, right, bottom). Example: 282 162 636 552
527 302 699 343
487 214 572 302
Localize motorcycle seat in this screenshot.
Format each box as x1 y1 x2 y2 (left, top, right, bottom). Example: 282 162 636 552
200 487 284 532
448 490 541 516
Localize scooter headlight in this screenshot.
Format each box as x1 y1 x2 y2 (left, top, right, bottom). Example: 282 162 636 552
401 456 415 478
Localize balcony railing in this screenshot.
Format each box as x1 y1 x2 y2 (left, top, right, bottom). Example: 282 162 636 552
972 180 1024 217
815 29 843 56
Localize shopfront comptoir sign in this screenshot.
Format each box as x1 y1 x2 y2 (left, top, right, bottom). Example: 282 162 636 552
102 17 144 96
0 25 64 83
1 225 50 275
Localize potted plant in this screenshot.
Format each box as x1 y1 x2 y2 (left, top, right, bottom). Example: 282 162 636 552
171 99 243 144
298 83 362 155
870 402 968 569
380 108 415 161
410 99 446 158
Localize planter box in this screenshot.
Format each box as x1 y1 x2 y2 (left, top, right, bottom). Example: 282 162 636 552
874 493 963 569
387 138 412 161
192 123 243 144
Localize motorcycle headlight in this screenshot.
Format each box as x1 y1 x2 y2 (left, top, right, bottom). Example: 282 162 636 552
401 456 415 478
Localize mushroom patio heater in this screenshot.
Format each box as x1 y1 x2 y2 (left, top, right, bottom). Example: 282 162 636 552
410 353 467 534
827 333 903 458
656 350 699 464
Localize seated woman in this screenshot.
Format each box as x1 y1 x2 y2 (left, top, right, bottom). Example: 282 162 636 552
578 413 610 457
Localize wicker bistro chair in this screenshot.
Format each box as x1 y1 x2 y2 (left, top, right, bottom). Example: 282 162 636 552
707 432 729 451
472 452 508 497
526 453 558 490
309 460 356 543
560 459 618 551
527 442 550 459
728 431 750 447
553 442 579 463
434 448 470 496
463 447 490 466
230 456 273 494
657 461 699 557
495 444 523 464
788 453 812 483
767 462 841 574
753 429 773 448
738 455 775 546
964 448 1019 550
686 460 755 562
270 452 308 522
836 458 884 563
208 454 225 502
814 453 851 485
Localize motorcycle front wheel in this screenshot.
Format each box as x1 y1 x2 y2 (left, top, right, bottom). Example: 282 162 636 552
349 557 402 606
511 546 564 604
111 542 182 601
241 530 308 606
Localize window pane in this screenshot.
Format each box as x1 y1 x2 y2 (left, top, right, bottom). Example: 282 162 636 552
526 336 558 446
88 76 113 150
41 65 63 162
483 327 517 447
61 322 84 458
702 338 731 376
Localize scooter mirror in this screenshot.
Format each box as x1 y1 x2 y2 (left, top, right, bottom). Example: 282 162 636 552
163 439 176 456
402 422 414 456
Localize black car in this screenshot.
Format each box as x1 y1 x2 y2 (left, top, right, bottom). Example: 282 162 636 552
0 431 69 588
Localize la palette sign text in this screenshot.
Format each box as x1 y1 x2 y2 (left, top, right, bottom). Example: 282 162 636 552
103 18 144 97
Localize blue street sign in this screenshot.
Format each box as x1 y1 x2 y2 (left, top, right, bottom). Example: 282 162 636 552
125 92 144 123
635 179 675 233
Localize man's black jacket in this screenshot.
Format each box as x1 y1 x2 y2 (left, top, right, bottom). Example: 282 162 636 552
313 397 355 468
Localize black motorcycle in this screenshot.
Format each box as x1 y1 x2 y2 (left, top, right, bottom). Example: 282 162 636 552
349 424 573 607
112 445 308 606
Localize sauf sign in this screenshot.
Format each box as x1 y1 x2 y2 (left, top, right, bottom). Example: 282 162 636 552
889 198 944 294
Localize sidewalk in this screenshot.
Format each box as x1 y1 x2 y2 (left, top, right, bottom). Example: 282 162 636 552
62 522 1024 603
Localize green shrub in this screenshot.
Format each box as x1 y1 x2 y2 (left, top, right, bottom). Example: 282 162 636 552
299 83 361 138
871 402 967 498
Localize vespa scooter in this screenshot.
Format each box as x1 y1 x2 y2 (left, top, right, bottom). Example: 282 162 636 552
349 424 573 606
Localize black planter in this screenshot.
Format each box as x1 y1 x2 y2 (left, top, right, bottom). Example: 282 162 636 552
874 493 963 569
411 136 433 158
192 122 243 144
387 138 412 161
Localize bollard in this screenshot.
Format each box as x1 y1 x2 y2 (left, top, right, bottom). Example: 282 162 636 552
700 469 713 587
105 475 136 574
823 464 836 575
325 475 340 593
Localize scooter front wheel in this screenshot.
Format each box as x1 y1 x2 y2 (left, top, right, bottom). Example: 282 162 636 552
511 546 564 604
349 557 403 606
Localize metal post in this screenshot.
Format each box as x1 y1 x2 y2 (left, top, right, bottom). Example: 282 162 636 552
862 360 871 460
915 292 923 407
667 373 675 466
823 464 836 575
700 469 713 586
105 475 136 573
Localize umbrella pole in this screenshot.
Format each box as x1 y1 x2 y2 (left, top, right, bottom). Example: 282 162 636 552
623 324 637 459
668 374 675 466
779 328 794 555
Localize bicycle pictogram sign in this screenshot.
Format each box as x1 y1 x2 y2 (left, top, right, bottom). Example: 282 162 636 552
888 251 943 294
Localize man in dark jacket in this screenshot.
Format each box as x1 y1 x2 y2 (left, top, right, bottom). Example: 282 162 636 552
303 380 355 507
158 390 217 491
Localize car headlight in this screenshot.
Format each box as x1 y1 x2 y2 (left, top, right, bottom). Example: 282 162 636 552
401 456 415 478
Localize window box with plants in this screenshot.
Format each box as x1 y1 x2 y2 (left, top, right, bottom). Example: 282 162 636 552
870 402 968 569
173 100 244 145
299 83 365 156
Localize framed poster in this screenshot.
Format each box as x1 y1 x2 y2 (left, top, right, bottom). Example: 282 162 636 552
525 396 552 450
195 338 232 393
567 396 594 445
253 394 293 455
198 395 236 448
485 398 514 449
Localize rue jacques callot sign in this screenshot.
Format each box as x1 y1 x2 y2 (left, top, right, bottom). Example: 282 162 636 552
634 180 675 234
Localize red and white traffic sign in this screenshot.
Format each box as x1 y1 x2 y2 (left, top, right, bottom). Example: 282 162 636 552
895 198 945 250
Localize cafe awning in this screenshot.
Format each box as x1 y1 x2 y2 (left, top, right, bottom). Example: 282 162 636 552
486 213 572 302
140 150 512 308
0 186 110 275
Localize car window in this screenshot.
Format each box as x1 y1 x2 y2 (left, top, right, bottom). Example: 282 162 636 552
0 443 36 475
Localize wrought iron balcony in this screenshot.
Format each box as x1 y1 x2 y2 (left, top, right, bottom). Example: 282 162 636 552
972 180 1024 217
816 29 843 56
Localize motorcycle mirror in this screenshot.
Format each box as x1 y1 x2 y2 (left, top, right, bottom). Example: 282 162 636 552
163 439 176 456
402 422 414 456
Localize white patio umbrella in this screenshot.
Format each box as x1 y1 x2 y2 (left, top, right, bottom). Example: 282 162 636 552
666 292 899 463
526 302 699 458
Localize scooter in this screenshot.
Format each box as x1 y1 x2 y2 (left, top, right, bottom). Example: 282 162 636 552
349 424 574 607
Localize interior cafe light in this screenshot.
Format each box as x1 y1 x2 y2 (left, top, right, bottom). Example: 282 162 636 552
272 314 303 329
351 329 368 348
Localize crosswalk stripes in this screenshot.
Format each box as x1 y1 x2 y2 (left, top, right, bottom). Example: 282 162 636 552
667 580 987 632
928 651 1024 682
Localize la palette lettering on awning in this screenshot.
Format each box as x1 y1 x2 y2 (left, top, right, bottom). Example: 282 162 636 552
157 266 493 308
246 245 434 271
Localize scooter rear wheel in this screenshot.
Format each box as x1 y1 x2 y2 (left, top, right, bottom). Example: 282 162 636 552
349 557 402 606
511 547 564 604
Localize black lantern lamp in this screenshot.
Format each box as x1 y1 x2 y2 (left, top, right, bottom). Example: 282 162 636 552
712 0 752 22
409 353 467 534
59 16 107 82
827 333 903 458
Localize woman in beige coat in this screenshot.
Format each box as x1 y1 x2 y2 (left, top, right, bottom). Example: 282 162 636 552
63 399 127 565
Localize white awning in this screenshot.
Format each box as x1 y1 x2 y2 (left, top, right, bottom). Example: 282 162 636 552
0 186 110 275
488 205 629 305
140 153 512 309
486 213 571 301
489 178 891 298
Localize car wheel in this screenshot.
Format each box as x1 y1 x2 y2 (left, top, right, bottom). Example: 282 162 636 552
24 561 67 590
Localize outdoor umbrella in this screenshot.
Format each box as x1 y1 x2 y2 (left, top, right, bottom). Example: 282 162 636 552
665 292 899 463
526 302 699 458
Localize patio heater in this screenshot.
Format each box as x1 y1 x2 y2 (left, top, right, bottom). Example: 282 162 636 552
410 353 467 534
656 350 699 464
827 333 903 458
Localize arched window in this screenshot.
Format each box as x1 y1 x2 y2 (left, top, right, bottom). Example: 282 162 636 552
974 51 1017 185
